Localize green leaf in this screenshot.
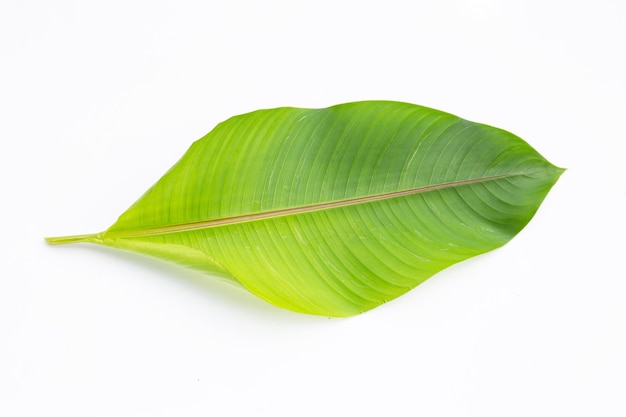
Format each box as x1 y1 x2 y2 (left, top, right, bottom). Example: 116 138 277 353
46 101 564 317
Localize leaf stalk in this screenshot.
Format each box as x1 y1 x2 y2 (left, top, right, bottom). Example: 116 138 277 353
44 233 101 245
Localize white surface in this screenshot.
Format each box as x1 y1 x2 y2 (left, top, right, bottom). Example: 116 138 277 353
2 1 625 416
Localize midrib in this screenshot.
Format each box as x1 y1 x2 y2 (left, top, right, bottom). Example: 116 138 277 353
102 172 530 239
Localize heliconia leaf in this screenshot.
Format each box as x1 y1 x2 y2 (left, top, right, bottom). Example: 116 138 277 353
46 101 564 317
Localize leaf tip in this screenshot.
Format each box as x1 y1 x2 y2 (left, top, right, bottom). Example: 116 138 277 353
554 165 567 180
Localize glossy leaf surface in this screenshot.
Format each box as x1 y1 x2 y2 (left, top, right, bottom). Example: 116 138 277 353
47 101 563 316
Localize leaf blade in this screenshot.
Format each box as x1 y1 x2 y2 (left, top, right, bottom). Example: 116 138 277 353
47 101 564 316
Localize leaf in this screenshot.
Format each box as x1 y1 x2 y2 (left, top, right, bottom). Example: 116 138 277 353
46 101 564 317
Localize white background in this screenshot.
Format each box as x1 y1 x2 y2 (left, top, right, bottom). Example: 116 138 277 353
2 1 625 416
